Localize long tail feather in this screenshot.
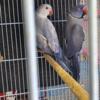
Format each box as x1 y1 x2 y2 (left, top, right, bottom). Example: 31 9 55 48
70 55 80 81
54 48 73 75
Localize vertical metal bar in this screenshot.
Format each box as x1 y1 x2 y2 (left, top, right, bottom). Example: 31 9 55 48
16 0 26 99
88 0 99 100
23 0 39 100
0 2 6 94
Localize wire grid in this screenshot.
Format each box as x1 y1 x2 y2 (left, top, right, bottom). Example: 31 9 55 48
35 0 90 100
0 0 90 100
0 0 28 100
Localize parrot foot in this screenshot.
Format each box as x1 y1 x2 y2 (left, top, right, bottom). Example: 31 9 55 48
37 49 44 53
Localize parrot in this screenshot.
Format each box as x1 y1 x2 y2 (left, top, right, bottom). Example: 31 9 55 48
63 4 88 81
35 4 72 74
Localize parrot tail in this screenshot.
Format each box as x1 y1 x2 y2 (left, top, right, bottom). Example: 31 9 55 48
70 55 80 81
54 48 73 75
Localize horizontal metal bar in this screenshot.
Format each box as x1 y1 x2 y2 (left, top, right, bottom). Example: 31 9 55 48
0 22 24 25
0 92 30 98
0 56 44 62
0 20 69 25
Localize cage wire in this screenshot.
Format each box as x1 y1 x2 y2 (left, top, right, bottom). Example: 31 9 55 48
98 0 100 98
0 0 90 100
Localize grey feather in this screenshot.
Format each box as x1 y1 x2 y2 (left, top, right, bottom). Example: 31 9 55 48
64 10 85 81
36 15 60 54
65 15 85 56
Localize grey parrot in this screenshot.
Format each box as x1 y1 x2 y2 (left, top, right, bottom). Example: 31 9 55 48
35 4 72 74
64 5 88 81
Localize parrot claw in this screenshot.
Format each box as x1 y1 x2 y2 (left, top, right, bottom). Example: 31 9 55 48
37 48 44 53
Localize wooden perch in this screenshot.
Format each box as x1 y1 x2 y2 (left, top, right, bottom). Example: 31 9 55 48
44 54 89 100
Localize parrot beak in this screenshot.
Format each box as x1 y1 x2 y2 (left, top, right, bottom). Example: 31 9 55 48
82 6 88 15
49 9 53 16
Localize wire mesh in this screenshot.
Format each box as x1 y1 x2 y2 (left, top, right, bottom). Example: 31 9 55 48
0 0 90 100
35 0 90 99
0 0 28 100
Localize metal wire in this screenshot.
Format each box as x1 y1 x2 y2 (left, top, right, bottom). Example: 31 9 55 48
0 0 92 100
35 0 90 100
88 0 99 99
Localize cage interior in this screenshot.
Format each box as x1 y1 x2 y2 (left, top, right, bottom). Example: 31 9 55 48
0 0 90 100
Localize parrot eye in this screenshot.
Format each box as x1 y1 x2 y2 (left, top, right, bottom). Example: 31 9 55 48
46 6 49 9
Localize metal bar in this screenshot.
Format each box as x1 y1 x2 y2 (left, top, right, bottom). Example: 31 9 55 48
44 54 89 100
23 0 39 100
88 0 99 100
0 20 69 26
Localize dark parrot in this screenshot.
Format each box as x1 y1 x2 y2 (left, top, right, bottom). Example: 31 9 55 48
64 4 88 81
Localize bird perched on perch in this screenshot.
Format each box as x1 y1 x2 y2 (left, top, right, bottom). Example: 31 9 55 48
35 4 72 74
64 4 88 81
